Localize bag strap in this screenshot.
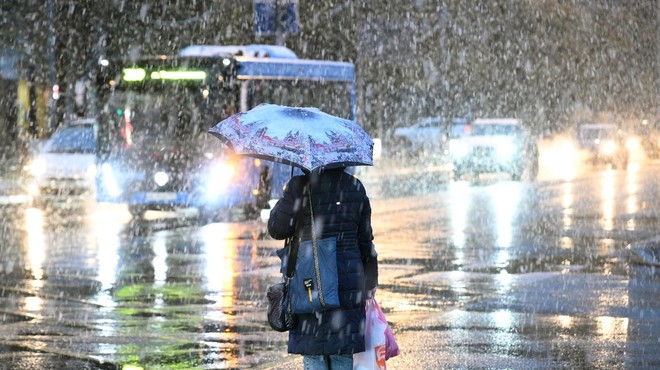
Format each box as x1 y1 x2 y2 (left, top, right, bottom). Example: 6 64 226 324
284 177 309 279
307 186 329 308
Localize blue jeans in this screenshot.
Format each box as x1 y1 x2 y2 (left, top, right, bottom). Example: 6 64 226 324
303 354 353 370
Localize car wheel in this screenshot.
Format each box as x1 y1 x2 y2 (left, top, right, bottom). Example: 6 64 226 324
529 165 538 180
527 159 539 180
642 141 659 159
452 165 463 180
128 205 146 220
611 157 627 169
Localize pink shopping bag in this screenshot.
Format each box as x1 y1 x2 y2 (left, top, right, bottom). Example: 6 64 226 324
372 298 400 360
353 297 400 370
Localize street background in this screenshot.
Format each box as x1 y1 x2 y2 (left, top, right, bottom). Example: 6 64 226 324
1 1 658 158
0 139 659 369
1 1 660 369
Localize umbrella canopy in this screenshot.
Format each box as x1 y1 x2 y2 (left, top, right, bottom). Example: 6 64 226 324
208 104 373 172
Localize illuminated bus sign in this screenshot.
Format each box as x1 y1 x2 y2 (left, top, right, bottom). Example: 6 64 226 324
122 68 146 81
121 68 207 82
150 70 207 80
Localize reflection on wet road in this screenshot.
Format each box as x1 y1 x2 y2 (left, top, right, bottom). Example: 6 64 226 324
372 160 660 369
0 159 659 369
0 204 283 369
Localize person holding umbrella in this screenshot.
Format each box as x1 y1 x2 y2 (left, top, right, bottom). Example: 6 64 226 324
268 166 378 369
208 104 379 369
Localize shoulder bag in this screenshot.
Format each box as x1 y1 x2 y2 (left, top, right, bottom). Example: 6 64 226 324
266 179 307 332
288 187 341 313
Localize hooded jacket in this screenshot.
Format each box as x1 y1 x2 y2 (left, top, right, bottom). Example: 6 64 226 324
268 167 378 355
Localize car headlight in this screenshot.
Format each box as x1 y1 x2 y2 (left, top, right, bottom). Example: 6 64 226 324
600 140 617 155
206 161 236 200
495 142 517 159
625 137 640 152
30 158 46 176
449 140 469 158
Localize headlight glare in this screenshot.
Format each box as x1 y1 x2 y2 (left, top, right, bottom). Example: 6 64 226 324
30 158 46 176
600 140 617 155
449 140 469 158
495 142 517 159
154 171 169 187
206 162 235 200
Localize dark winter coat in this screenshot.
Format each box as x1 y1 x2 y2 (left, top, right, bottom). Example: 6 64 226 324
268 168 378 355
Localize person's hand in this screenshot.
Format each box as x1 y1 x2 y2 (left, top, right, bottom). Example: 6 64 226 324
367 288 376 299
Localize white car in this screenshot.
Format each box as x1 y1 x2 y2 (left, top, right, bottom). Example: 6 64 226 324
29 118 98 201
392 116 467 158
449 118 538 181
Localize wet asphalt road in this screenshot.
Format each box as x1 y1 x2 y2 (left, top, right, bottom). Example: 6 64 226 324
0 154 659 369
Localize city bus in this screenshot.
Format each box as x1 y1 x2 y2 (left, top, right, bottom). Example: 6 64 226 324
94 44 356 222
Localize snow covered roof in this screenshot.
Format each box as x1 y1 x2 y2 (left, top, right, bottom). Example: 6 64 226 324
473 118 522 125
179 44 298 59
178 44 354 82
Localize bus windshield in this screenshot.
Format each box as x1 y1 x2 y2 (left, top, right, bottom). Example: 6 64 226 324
92 52 357 213
248 79 353 120
107 84 230 147
106 78 352 150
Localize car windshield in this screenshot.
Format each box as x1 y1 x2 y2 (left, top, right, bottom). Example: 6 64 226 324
579 127 616 141
109 88 209 144
449 124 468 138
472 124 521 136
44 125 95 154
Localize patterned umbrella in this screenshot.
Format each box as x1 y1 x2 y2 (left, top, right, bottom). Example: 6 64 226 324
208 104 373 171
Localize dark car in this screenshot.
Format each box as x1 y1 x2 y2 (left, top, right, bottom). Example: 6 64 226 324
576 123 629 169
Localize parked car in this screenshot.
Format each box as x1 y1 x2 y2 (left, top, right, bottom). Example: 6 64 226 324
449 118 538 181
28 118 98 202
392 116 467 158
576 123 629 168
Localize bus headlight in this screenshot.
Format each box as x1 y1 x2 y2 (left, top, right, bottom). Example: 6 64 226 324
154 171 169 187
206 161 236 200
